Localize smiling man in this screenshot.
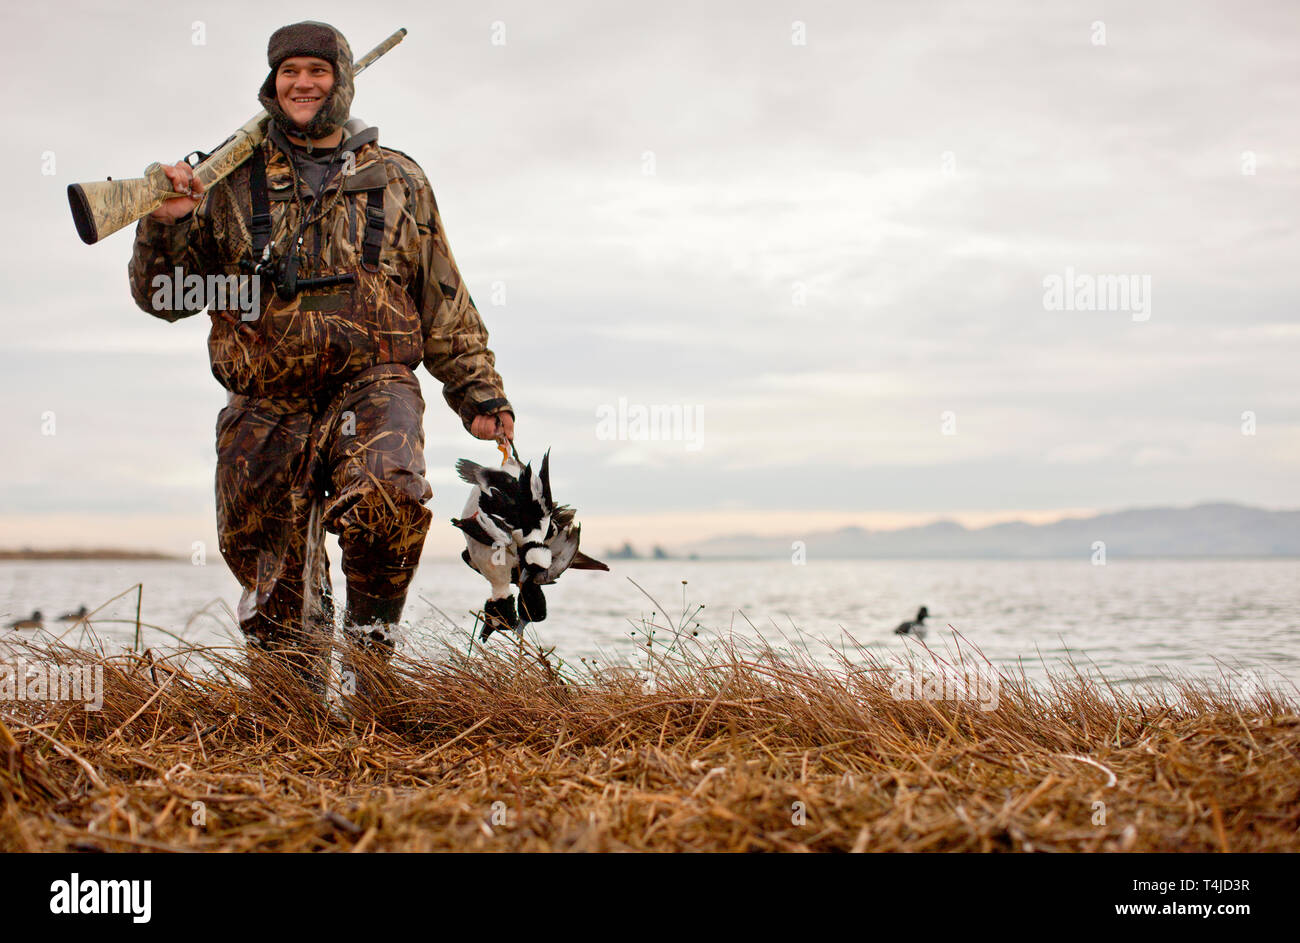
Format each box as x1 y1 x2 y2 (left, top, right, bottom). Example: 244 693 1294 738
127 21 514 707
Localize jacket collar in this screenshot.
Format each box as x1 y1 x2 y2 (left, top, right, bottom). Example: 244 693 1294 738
264 122 383 197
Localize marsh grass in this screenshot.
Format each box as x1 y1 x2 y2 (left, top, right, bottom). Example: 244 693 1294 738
1 582 1297 852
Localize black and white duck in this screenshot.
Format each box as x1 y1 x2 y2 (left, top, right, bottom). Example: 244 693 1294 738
453 447 609 640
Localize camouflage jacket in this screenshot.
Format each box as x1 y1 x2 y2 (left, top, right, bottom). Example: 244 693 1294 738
127 124 511 430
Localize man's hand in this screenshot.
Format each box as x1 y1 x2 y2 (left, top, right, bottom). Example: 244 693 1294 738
470 411 515 442
148 161 205 223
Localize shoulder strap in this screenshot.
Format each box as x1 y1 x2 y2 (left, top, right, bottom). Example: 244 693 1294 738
361 182 385 272
248 147 273 261
251 138 385 272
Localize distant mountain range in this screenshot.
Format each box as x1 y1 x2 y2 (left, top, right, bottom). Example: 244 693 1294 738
676 503 1300 560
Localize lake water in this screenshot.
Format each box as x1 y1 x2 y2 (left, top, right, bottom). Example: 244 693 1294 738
2 557 1297 696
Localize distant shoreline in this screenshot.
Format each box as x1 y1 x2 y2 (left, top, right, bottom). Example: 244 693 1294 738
0 549 183 562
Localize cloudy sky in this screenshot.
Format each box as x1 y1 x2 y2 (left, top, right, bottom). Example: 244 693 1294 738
1 0 1296 557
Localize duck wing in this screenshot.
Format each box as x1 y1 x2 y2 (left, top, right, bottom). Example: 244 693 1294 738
452 515 497 547
570 550 609 571
538 525 579 585
552 504 577 530
456 459 518 497
539 524 612 584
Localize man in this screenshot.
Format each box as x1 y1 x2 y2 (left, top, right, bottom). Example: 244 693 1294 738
127 21 513 700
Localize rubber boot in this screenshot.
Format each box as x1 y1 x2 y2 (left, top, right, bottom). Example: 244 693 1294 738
341 589 407 725
243 614 331 723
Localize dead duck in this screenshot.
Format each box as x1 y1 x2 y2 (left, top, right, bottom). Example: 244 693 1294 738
893 606 929 639
7 610 43 630
453 447 609 640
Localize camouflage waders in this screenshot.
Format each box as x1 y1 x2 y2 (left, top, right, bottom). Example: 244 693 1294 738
216 364 431 686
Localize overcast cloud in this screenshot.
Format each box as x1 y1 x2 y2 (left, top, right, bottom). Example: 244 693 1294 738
2 0 1296 556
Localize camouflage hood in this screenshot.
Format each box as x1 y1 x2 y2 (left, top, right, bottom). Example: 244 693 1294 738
257 21 354 141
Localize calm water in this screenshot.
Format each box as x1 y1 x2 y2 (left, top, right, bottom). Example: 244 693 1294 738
2 557 1297 694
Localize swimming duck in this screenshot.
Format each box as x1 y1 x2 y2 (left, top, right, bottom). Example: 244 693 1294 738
453 448 609 640
893 606 929 639
58 605 89 621
7 610 43 630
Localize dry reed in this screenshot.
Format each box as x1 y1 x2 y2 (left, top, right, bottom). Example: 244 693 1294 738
1 592 1297 853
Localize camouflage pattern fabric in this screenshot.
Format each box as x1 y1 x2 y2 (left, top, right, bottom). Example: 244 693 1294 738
127 127 511 431
216 364 432 646
126 120 510 655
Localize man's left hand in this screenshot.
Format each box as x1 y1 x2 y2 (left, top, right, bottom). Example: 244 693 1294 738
470 411 515 441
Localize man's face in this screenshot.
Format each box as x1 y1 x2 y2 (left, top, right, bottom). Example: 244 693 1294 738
275 56 334 130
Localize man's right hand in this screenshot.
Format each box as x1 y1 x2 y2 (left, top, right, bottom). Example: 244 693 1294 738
148 161 205 223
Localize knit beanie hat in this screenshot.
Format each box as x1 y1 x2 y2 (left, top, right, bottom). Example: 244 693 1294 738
257 21 354 139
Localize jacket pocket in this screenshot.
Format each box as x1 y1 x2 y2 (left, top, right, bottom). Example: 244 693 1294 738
353 266 423 368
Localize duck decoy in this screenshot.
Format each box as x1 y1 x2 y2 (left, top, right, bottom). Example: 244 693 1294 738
894 606 930 640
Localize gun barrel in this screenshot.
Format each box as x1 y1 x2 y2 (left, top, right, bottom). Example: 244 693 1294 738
68 27 408 245
355 27 407 75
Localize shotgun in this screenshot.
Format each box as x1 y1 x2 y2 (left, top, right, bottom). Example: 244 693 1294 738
67 27 406 245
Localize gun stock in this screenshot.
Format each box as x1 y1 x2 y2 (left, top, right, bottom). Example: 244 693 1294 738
68 163 177 245
68 27 407 245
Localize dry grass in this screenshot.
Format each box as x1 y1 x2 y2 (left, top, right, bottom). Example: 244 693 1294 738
2 596 1298 853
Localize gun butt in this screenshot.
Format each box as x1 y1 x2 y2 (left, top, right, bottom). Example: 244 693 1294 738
67 162 174 245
